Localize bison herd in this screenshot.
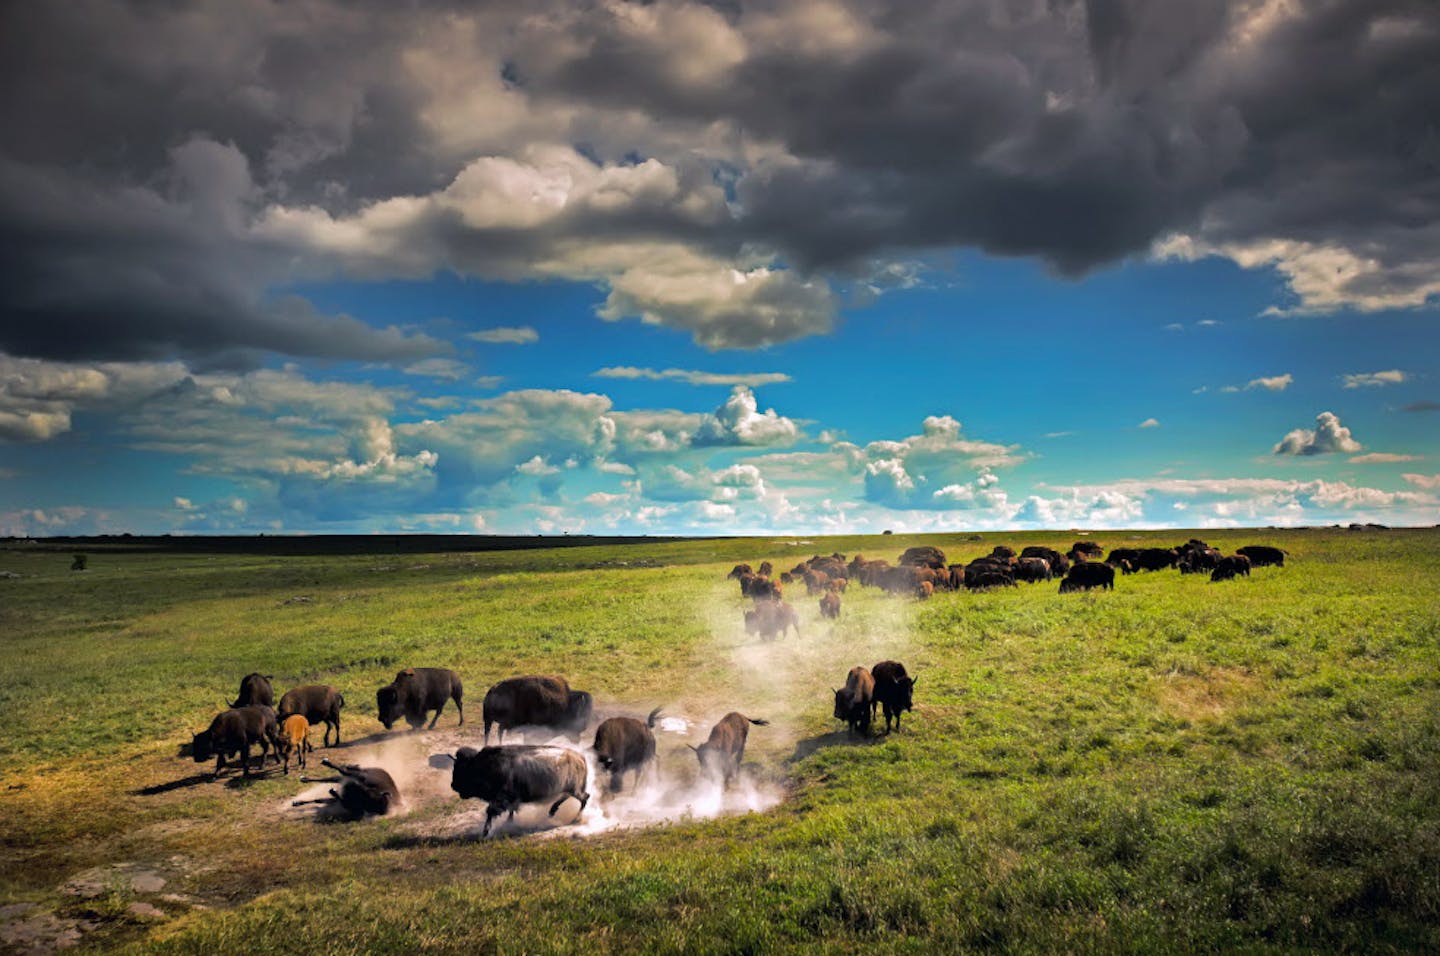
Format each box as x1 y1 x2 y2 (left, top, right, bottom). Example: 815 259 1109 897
186 668 772 832
729 539 1287 619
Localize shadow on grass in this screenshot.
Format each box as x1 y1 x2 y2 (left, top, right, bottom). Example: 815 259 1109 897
787 729 882 763
131 773 214 796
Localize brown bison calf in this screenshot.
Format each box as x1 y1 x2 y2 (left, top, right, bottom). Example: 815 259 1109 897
691 712 768 788
278 715 312 774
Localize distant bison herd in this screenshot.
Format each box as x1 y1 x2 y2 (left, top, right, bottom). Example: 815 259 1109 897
729 538 1287 622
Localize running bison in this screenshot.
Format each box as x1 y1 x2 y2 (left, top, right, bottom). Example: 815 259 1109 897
294 758 401 818
833 666 874 736
744 600 799 641
482 675 593 744
449 745 590 837
592 707 663 794
691 712 768 788
230 673 274 709
191 705 281 779
819 590 841 620
871 660 916 734
377 667 464 731
276 684 345 747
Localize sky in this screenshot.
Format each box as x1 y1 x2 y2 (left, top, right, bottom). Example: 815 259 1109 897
1 0 1438 536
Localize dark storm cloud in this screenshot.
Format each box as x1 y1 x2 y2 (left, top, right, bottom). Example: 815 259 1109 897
0 0 1436 361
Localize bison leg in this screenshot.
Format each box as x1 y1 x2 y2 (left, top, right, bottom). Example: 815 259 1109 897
213 754 225 780
548 794 570 816
454 695 464 726
483 720 492 746
427 703 443 729
240 742 253 777
481 805 503 837
610 771 624 794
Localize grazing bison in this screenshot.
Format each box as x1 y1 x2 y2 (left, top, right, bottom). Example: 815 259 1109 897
483 675 593 744
295 759 401 818
1015 557 1052 583
947 564 966 590
1237 545 1286 568
1106 548 1142 568
592 707 662 793
1020 546 1069 577
230 673 274 709
819 590 841 620
1136 548 1180 572
833 666 874 736
803 569 831 595
989 545 1016 562
966 569 1014 590
1211 554 1253 582
871 660 916 733
277 714 312 774
1059 561 1116 593
192 705 281 779
726 564 753 580
451 745 590 837
1179 548 1222 574
377 667 465 732
898 546 947 569
276 684 345 747
1071 541 1104 558
691 712 768 788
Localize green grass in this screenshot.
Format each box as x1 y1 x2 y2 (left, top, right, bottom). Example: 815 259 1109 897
1 528 1437 953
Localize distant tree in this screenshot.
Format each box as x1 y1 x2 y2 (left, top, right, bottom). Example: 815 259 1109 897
71 554 88 571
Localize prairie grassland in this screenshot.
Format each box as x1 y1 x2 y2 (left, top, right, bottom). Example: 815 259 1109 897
0 528 1437 954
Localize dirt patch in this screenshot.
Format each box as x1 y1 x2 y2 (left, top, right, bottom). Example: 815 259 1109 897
1155 666 1260 721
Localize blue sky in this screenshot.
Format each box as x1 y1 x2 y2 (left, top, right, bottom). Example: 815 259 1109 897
2 1 1438 535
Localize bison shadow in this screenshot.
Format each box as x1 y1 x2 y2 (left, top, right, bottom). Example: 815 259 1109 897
383 804 587 849
131 772 214 796
786 729 882 763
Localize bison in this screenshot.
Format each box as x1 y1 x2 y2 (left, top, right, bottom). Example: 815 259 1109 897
897 546 947 569
1211 554 1253 582
1059 561 1116 593
871 660 916 733
191 705 281 779
377 667 465 732
915 580 934 600
276 684 345 747
450 745 590 837
758 561 773 578
277 714 312 774
294 759 401 819
744 600 799 641
482 675 593 744
690 712 768 788
833 666 874 736
1015 557 1052 583
819 590 841 620
1020 546 1070 577
1071 541 1104 558
230 673 274 709
1237 545 1286 568
1136 548 1180 572
726 564 753 580
592 707 662 793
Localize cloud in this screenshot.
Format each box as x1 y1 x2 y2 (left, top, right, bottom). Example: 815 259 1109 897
1273 411 1363 456
468 327 539 345
1343 370 1407 389
593 367 792 387
0 354 192 442
1138 418 1161 428
1401 473 1440 491
1247 373 1293 392
403 359 470 381
692 386 800 448
515 455 561 476
1350 452 1422 463
858 415 1023 510
2 0 1433 368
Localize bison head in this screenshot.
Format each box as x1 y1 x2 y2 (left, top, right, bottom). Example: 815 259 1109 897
376 685 401 730
190 729 214 762
564 691 593 732
833 689 849 721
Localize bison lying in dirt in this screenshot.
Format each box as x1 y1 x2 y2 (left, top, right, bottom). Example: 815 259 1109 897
294 758 400 818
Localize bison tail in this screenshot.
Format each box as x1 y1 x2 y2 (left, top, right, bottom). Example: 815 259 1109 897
747 717 770 726
646 706 664 728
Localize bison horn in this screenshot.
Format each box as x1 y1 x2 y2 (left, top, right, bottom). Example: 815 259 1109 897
686 744 700 753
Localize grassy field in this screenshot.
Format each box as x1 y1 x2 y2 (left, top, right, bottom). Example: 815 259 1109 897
1 528 1438 954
